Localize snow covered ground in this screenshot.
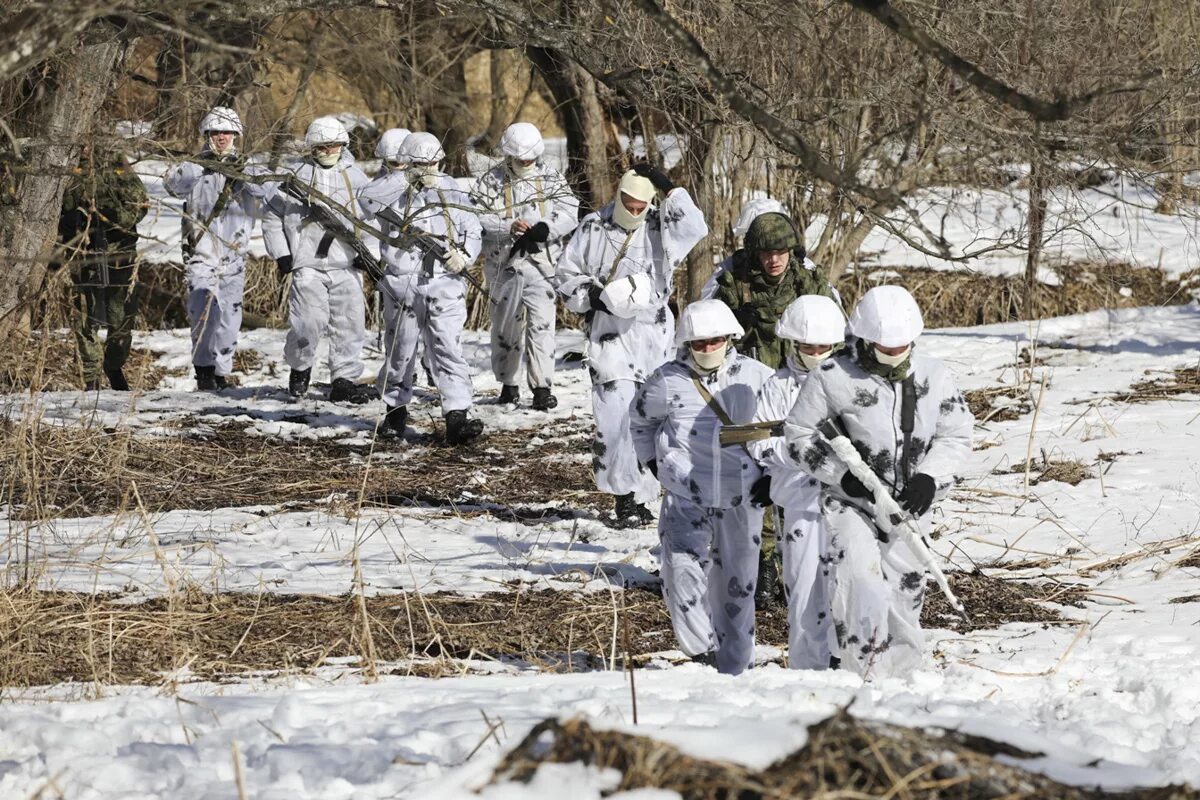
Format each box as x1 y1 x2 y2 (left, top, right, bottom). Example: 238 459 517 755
1 303 1199 798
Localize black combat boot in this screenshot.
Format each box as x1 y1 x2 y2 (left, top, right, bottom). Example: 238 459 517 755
531 387 558 411
498 385 520 405
445 410 484 444
106 368 129 391
330 377 376 405
381 405 408 437
288 368 311 398
614 493 653 528
84 378 101 392
195 365 218 391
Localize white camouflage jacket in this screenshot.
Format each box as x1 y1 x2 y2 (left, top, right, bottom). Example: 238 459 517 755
631 350 774 509
556 188 708 383
164 151 265 272
469 162 579 279
370 173 482 279
262 153 370 272
783 349 973 508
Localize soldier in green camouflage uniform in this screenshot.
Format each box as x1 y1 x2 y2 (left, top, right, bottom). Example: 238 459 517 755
711 211 837 610
58 148 148 391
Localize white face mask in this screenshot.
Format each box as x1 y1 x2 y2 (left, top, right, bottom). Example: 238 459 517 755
314 150 340 168
207 136 236 157
508 158 537 179
613 198 649 231
690 345 727 373
791 348 834 372
873 345 911 367
408 163 440 187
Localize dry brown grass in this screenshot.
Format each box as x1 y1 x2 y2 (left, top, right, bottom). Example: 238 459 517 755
1117 365 1200 403
1006 458 1095 486
0 572 1080 687
489 714 1198 799
836 262 1196 329
0 419 601 521
964 386 1032 423
0 332 180 393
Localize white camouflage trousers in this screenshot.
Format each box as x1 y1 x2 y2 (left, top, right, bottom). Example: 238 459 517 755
489 260 557 389
659 494 763 675
591 378 657 499
284 267 366 382
378 272 473 413
823 495 926 679
778 478 832 670
186 261 244 376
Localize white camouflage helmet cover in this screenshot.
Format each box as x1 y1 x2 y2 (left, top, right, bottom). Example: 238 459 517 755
375 128 412 160
732 197 785 239
199 106 243 135
675 299 745 347
305 116 349 148
400 131 446 164
848 285 924 347
598 273 656 319
499 122 544 159
776 295 846 345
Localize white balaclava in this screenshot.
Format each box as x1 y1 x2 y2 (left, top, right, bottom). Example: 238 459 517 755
790 348 835 372
873 345 912 367
691 342 729 373
314 148 341 168
612 170 656 231
207 134 237 157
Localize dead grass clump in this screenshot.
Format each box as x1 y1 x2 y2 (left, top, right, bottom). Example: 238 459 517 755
964 386 1032 423
1006 458 1095 486
0 573 1078 686
0 331 177 393
1 420 601 520
837 261 1188 329
1118 365 1200 403
922 572 1085 632
0 587 675 686
489 714 1198 799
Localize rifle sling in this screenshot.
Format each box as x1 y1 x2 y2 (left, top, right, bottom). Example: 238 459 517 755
690 373 753 458
900 373 916 487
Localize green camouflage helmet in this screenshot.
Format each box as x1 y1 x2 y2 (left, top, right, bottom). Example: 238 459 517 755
745 211 801 254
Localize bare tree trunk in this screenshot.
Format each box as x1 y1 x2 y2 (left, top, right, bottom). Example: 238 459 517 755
0 38 124 328
684 123 721 302
1024 137 1046 321
424 56 472 176
528 46 616 212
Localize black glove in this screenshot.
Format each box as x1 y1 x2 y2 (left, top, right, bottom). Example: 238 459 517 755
275 255 294 278
587 285 609 315
643 459 658 479
509 222 551 259
899 473 937 517
632 162 675 194
840 470 871 500
750 475 772 507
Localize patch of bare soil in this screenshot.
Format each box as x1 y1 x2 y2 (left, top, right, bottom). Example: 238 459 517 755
1 421 603 520
0 572 1079 686
489 715 1198 799
964 385 1032 423
1117 365 1200 403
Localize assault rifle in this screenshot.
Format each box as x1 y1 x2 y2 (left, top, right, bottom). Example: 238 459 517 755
816 418 968 620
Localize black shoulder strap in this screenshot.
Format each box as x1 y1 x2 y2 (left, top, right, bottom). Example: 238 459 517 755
900 373 916 485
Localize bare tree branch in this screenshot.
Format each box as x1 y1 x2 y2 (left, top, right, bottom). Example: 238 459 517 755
843 0 1163 122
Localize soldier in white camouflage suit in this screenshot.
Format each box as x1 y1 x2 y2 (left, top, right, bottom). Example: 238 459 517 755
784 286 973 678
470 122 579 410
557 163 708 526
748 294 847 669
630 299 775 674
